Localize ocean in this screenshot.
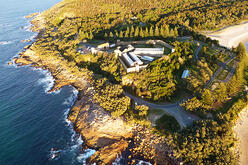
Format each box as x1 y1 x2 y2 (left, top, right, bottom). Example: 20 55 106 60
0 0 95 164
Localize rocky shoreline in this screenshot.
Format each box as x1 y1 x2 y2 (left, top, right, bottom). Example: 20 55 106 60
14 13 180 165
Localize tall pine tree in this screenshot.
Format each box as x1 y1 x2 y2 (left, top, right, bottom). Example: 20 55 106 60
119 30 123 39
145 27 149 37
149 26 154 37
155 26 160 37
139 28 144 38
134 26 140 38
130 25 135 38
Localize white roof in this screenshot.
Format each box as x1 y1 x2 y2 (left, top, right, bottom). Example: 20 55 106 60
135 48 164 51
129 52 143 65
123 53 135 67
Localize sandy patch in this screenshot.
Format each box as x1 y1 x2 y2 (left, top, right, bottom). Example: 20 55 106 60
234 107 248 165
206 22 248 48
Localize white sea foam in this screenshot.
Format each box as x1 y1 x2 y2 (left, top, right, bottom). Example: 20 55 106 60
21 23 32 32
136 160 152 165
112 155 122 165
36 69 55 94
0 41 13 45
22 33 37 42
63 87 78 106
112 155 152 165
48 148 62 160
76 149 96 164
63 87 78 126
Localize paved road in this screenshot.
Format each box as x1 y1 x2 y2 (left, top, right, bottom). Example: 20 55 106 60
124 92 200 128
194 44 202 61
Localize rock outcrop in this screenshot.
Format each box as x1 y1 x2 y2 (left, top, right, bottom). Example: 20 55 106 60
68 87 133 164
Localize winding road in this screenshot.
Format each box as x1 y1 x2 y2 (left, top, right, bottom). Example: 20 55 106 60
124 92 200 128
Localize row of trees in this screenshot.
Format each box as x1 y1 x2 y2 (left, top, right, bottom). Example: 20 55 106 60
103 25 178 40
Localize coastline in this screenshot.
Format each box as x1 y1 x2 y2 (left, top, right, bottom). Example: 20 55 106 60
205 22 248 48
14 20 132 164
14 12 180 165
15 9 248 165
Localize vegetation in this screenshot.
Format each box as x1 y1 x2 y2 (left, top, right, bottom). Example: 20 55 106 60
155 114 180 134
127 42 194 101
172 120 238 165
27 0 248 164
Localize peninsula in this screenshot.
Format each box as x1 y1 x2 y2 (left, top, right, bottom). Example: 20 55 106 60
14 0 248 164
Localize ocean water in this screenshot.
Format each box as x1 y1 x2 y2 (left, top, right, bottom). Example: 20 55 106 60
0 0 95 164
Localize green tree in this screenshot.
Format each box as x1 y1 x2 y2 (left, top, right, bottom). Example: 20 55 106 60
170 28 174 37
160 26 164 38
155 25 160 37
119 30 123 39
144 27 149 37
125 27 130 39
139 28 144 38
149 26 154 37
115 30 119 38
89 31 93 39
85 32 89 39
109 32 114 39
130 25 135 38
236 42 247 59
201 89 213 105
104 32 108 38
174 27 178 37
164 25 169 37
134 26 140 38
215 83 227 103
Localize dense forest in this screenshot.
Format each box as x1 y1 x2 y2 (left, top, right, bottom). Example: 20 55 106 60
27 0 248 164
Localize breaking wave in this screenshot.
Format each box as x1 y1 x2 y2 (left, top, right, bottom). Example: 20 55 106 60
0 41 13 45
36 69 55 94
76 149 96 164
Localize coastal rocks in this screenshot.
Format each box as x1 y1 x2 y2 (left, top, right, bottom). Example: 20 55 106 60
8 62 13 65
21 39 32 43
131 127 181 165
25 12 39 19
68 88 133 164
89 139 129 164
13 56 33 66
